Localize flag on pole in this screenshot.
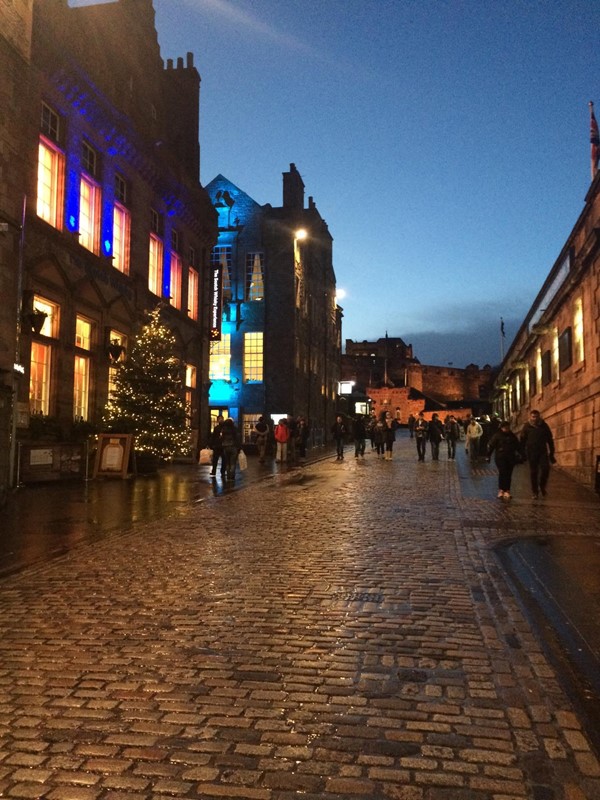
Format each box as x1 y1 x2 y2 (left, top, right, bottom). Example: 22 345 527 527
590 101 599 180
500 318 505 338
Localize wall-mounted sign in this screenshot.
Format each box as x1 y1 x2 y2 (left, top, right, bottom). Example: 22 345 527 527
210 263 222 341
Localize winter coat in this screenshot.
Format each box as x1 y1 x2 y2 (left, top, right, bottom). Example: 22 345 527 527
487 429 521 464
428 418 444 443
274 422 290 443
520 419 555 458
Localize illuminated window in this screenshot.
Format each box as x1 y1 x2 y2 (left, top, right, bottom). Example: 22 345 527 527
552 328 559 380
108 330 127 399
113 203 131 274
211 246 232 302
242 413 261 445
209 334 231 380
30 341 52 415
73 354 90 421
37 137 64 229
574 298 584 362
246 253 264 301
188 267 199 320
79 174 101 253
169 252 182 310
185 364 196 427
75 316 92 350
32 296 59 338
148 233 163 296
243 332 263 383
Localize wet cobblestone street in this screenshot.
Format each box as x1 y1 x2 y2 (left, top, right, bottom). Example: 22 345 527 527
1 436 599 799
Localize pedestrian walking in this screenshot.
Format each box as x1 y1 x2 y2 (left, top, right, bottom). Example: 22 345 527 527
487 420 521 499
465 417 483 463
520 409 556 499
220 417 241 482
367 411 378 449
331 415 347 460
274 418 290 463
428 412 444 461
253 415 269 464
383 411 398 460
208 415 225 477
287 414 298 465
414 411 428 461
352 415 367 458
373 416 386 458
296 416 310 462
408 413 416 439
444 414 460 459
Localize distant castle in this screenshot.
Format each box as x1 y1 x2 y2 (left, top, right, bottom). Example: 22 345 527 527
340 337 493 421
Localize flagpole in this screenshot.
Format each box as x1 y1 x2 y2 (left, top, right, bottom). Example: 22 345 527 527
590 101 599 181
500 317 505 361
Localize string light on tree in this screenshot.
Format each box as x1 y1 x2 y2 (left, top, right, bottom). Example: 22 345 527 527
102 306 191 459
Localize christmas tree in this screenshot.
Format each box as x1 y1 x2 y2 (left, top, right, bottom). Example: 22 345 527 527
102 307 191 459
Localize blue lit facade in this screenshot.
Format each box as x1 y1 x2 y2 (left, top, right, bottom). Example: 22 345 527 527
205 165 341 444
13 0 217 452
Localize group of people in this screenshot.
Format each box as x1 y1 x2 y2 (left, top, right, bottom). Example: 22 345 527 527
331 411 401 461
487 410 555 500
207 415 242 482
207 407 556 501
412 411 462 462
411 409 555 500
207 414 311 479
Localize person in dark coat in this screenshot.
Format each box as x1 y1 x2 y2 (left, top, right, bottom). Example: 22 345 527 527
444 414 460 460
352 415 367 458
331 415 347 460
414 412 428 462
520 409 555 499
487 421 521 499
208 415 225 477
220 418 242 482
427 413 445 461
383 412 398 460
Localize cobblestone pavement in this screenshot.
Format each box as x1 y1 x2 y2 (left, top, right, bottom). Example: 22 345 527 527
1 437 599 800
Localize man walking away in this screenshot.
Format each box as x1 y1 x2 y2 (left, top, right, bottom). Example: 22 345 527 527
414 412 428 461
352 415 367 458
331 415 347 460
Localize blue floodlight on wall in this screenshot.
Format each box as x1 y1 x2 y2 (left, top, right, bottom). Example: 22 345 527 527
66 169 80 232
102 201 113 256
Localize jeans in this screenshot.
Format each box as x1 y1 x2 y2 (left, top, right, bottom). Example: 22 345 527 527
416 436 426 460
354 438 365 456
528 452 550 494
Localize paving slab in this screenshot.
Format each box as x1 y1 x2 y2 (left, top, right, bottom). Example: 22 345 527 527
0 433 599 799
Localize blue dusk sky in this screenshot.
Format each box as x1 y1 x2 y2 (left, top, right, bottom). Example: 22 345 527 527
75 0 600 368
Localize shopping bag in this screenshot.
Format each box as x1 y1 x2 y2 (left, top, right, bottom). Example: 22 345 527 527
237 449 248 471
198 447 213 465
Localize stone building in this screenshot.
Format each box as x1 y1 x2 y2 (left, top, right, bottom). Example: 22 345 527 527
492 169 600 489
204 164 341 444
0 0 34 503
342 336 493 422
2 0 216 489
